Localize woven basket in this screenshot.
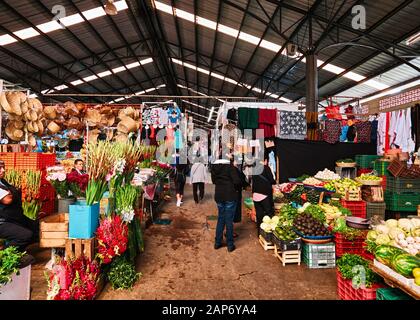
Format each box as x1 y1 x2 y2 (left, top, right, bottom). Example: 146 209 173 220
336 162 357 168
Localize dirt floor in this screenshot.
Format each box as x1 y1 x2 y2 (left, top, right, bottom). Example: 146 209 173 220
28 185 338 300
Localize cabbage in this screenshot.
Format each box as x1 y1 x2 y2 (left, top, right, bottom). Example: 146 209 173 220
271 216 280 225
375 224 390 235
385 219 398 228
260 223 270 230
375 234 390 245
262 216 271 224
398 218 413 232
367 230 378 241
411 218 420 228
389 227 404 240
411 228 420 237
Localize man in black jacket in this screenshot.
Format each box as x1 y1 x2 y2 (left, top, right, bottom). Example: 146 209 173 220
252 158 276 236
211 158 241 252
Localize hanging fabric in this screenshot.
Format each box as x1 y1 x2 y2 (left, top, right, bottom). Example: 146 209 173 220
354 121 371 143
238 107 259 130
258 109 276 138
278 111 307 140
323 120 341 144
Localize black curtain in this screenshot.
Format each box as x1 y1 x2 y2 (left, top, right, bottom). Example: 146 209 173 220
275 139 376 182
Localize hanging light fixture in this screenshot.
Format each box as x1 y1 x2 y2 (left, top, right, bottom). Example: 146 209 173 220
105 0 118 15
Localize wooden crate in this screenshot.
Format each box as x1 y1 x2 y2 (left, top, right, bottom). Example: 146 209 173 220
258 235 275 251
39 213 69 248
65 238 95 260
274 245 301 266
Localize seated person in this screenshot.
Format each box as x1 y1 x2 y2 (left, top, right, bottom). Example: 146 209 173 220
72 159 86 175
0 160 39 251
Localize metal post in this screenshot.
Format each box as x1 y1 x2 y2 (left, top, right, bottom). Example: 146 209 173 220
306 16 318 113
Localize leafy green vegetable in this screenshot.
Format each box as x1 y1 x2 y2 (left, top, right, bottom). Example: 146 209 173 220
337 254 381 288
332 217 365 240
107 256 141 290
0 247 25 286
304 204 326 223
287 185 305 204
296 174 311 182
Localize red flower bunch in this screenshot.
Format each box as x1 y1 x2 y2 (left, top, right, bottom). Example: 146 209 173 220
96 215 128 264
67 170 89 198
46 256 100 300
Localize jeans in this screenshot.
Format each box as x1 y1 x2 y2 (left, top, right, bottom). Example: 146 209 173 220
254 196 274 236
215 201 237 248
193 183 205 203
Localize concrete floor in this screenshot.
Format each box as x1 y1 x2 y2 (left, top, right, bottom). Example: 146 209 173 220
28 185 338 300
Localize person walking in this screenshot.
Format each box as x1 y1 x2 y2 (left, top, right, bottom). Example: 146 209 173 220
252 158 276 236
174 162 189 207
211 157 241 252
190 160 207 204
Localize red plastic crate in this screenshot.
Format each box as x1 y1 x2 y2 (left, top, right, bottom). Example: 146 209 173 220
340 200 367 218
334 232 366 257
355 283 384 300
0 152 16 168
337 271 383 300
15 153 56 170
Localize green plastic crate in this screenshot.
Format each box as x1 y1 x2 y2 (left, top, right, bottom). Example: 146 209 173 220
373 160 391 176
356 155 380 169
366 202 386 219
386 177 420 194
303 242 335 254
384 191 420 212
376 288 413 300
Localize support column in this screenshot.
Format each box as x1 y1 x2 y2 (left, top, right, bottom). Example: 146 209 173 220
305 53 318 113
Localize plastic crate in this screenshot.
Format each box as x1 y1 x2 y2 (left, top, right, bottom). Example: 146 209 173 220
384 191 420 212
356 155 380 169
336 271 383 300
334 232 366 257
303 243 336 268
386 177 420 193
376 287 413 300
340 200 367 218
373 160 391 176
366 201 386 219
387 160 406 177
271 234 302 251
0 152 15 168
14 153 56 170
354 283 384 300
259 229 272 243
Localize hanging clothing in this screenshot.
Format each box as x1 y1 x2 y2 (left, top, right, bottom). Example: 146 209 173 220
377 113 387 155
389 111 398 147
346 125 356 142
159 108 169 126
355 121 371 143
323 120 341 144
258 109 276 138
222 123 238 149
142 109 152 125
174 129 183 150
371 120 378 145
278 111 307 140
268 151 276 178
168 105 181 125
340 125 349 142
227 109 237 122
238 108 259 130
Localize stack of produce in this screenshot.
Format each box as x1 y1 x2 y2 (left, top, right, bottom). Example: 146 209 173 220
314 168 341 181
293 213 332 238
302 177 323 186
334 178 362 197
260 216 280 242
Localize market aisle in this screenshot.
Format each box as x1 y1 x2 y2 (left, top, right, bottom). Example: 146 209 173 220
98 185 338 300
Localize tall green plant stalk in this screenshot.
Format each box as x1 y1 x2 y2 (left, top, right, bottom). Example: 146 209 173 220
86 180 108 205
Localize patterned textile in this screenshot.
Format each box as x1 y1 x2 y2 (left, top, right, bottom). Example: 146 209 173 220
222 124 238 149
323 120 341 144
278 111 307 140
355 121 371 143
142 109 152 125
159 108 169 125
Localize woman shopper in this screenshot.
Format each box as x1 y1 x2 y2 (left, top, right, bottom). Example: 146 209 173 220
252 158 276 236
211 157 241 252
174 162 189 207
190 137 207 204
232 162 249 237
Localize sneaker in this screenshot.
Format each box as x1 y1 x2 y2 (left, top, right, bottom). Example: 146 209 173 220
176 200 181 207
227 245 236 252
214 244 222 250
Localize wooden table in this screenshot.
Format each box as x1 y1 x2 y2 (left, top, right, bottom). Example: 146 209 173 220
370 263 419 300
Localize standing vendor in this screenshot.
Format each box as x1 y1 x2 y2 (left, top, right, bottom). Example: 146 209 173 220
0 160 38 251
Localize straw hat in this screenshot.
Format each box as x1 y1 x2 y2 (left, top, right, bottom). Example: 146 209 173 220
75 103 86 113
6 92 22 115
12 120 25 130
5 123 24 141
37 120 44 135
29 98 43 115
117 116 138 133
20 100 29 115
100 113 115 127
47 121 61 134
44 105 57 119
67 116 81 129
88 129 100 143
28 134 37 147
64 101 79 116
105 129 114 140
101 105 113 114
0 92 13 113
29 109 38 121
85 109 101 126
